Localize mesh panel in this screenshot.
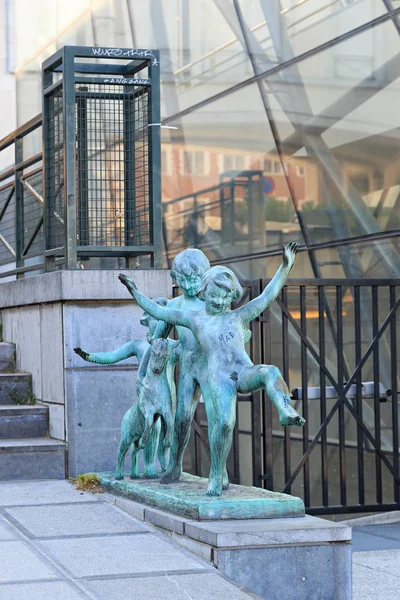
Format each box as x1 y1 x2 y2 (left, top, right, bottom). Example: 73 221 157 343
0 185 16 262
46 85 64 250
75 83 150 247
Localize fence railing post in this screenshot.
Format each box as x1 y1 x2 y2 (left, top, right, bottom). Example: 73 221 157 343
14 136 24 278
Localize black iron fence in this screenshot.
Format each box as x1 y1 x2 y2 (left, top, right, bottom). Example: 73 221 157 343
0 115 44 278
0 45 162 278
187 278 400 515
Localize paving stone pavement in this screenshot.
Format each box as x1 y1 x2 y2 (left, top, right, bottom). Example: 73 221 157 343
352 523 400 600
1 480 400 599
0 480 260 600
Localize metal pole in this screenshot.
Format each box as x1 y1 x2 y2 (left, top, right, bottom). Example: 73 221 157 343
63 47 77 269
41 68 54 271
148 50 162 268
14 136 24 278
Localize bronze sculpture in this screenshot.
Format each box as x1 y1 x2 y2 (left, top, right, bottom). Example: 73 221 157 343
119 242 305 496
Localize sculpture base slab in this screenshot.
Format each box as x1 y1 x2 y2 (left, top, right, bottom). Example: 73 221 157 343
96 471 305 520
102 492 352 600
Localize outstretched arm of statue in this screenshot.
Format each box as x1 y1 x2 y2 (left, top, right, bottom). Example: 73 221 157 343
74 340 140 365
235 242 298 324
118 274 194 330
137 344 152 383
150 319 173 343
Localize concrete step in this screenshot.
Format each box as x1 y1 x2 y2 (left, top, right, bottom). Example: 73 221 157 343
0 438 67 480
0 373 32 405
0 342 16 373
0 405 48 439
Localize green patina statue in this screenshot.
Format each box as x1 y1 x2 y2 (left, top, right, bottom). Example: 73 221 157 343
115 337 179 480
119 242 305 497
74 298 176 478
147 249 251 490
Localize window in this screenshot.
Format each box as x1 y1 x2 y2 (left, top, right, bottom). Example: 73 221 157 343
161 148 172 175
221 154 247 172
264 158 272 173
264 158 283 174
297 165 305 177
180 150 209 176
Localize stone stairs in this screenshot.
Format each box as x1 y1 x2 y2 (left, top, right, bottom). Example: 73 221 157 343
0 342 66 481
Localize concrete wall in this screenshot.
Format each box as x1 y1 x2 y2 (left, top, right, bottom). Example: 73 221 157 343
0 269 172 476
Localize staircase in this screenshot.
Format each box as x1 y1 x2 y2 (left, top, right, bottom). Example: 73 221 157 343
0 342 66 480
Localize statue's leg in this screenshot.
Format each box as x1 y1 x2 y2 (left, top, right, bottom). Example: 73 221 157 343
143 418 160 479
115 438 130 480
238 365 305 426
157 422 170 472
130 443 140 479
138 411 154 450
160 376 201 484
162 407 175 449
203 392 229 490
206 378 237 497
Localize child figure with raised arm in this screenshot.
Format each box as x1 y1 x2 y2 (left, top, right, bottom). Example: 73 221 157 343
119 242 305 497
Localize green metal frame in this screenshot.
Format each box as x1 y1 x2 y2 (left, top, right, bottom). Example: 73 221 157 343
41 45 162 271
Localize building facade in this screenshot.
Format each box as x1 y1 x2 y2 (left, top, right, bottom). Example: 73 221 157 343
1 0 400 508
1 0 398 279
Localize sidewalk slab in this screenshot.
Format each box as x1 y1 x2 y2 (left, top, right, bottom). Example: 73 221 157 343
5 502 146 538
0 540 59 583
352 548 400 577
86 572 256 600
353 562 400 600
0 480 100 506
0 479 260 600
0 515 18 540
0 581 89 600
38 534 207 578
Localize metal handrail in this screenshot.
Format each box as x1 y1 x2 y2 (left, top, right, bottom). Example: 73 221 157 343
0 113 41 152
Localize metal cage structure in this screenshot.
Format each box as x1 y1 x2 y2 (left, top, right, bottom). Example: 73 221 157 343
42 46 162 271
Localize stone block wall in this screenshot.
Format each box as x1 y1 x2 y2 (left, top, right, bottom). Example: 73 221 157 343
0 270 171 476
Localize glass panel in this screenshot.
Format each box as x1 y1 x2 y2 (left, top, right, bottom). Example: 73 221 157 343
14 0 91 68
130 0 255 118
161 83 308 277
237 0 386 69
263 19 400 277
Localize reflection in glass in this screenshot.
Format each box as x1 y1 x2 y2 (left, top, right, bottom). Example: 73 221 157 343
161 83 307 276
236 0 386 69
263 19 400 277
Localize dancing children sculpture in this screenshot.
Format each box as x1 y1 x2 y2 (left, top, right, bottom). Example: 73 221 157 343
119 242 305 496
74 298 176 477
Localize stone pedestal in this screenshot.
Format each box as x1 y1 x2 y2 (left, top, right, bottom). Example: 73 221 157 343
97 472 305 520
104 491 352 600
